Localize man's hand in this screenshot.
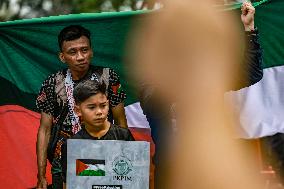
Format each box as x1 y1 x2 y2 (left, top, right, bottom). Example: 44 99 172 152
241 2 255 31
36 176 48 189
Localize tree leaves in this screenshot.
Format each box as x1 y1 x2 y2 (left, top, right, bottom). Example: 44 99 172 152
0 0 159 21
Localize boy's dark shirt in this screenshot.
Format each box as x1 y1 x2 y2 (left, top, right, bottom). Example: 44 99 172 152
61 124 135 182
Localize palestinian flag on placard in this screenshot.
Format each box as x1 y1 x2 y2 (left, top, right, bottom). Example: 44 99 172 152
0 0 278 188
76 159 105 176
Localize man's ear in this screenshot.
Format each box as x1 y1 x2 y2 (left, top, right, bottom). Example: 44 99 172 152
74 105 81 117
59 52 65 63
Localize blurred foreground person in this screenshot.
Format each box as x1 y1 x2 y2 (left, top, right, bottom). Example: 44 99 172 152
137 2 262 188
128 0 264 188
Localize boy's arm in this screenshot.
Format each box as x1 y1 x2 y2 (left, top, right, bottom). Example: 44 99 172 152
36 112 53 189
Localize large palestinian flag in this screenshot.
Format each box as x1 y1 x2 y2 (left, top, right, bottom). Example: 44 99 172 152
225 0 284 138
0 0 279 187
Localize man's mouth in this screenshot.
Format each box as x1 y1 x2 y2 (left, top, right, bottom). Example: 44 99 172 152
77 62 88 66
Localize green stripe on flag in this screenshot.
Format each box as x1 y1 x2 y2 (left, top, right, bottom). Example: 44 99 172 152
78 169 105 176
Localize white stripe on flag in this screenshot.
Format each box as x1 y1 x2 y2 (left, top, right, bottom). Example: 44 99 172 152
125 102 150 128
225 65 284 138
86 164 105 171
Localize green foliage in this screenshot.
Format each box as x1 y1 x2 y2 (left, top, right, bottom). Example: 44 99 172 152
72 0 106 13
0 0 159 21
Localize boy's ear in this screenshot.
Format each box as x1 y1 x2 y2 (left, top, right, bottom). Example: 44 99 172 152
74 105 81 117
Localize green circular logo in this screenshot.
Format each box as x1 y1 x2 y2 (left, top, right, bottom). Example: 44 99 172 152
112 156 133 175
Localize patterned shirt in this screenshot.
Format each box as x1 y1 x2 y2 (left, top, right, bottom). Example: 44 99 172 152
36 65 126 173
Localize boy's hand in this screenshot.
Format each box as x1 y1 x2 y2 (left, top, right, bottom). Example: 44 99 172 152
241 2 255 31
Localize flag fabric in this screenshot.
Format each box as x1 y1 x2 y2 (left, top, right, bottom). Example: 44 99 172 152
225 0 284 139
0 0 279 187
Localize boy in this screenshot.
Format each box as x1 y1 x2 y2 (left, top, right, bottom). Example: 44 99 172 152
61 79 134 187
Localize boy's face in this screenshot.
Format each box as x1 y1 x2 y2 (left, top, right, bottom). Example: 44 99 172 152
59 36 93 74
75 93 109 128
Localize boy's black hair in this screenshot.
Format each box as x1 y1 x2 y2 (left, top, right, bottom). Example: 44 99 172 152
58 25 91 51
73 80 107 104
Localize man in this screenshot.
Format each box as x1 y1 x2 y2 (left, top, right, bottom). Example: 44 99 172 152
36 25 128 188
138 2 263 188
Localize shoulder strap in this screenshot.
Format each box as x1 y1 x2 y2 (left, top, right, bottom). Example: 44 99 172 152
101 68 110 91
92 66 110 95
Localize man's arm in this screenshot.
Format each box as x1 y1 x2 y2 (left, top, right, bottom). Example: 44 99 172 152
241 2 255 32
61 141 67 189
233 2 263 90
36 112 53 189
111 102 128 128
108 68 128 128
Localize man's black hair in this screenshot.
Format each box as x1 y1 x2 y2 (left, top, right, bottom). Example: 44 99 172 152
58 25 91 51
73 80 107 104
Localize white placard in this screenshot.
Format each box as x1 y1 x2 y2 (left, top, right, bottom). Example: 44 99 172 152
67 140 150 189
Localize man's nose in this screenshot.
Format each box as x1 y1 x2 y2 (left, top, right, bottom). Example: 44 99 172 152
76 51 84 60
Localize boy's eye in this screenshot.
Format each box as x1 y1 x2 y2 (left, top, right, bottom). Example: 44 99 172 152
87 106 95 110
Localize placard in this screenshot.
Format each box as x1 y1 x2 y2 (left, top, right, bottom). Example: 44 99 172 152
67 140 150 189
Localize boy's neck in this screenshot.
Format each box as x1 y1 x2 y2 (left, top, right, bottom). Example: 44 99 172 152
85 121 111 139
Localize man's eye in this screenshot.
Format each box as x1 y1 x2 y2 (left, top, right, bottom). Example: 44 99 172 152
68 51 76 55
88 106 95 110
82 48 88 53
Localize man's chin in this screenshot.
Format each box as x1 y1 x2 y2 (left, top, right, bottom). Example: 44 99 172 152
77 64 89 70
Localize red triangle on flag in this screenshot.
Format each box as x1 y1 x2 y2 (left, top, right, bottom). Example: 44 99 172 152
76 159 89 175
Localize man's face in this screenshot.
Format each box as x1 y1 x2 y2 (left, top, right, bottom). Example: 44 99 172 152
59 36 93 73
75 93 109 128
